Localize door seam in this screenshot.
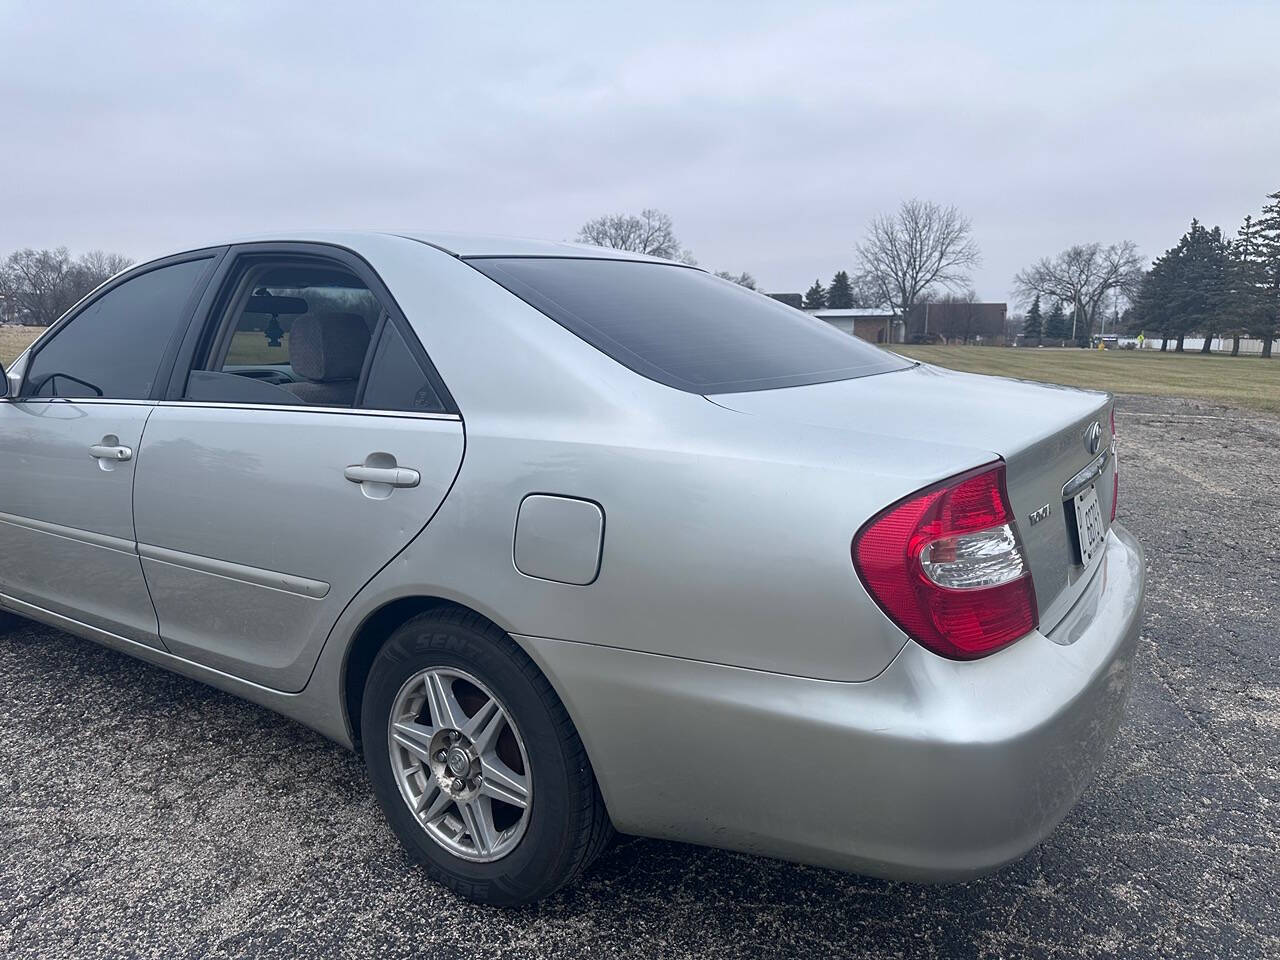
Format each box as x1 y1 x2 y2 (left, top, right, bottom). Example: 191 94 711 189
131 403 170 652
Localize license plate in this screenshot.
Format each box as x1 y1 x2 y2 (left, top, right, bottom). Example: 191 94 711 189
1072 483 1105 566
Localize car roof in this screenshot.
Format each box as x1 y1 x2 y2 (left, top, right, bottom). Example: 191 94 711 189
220 229 679 264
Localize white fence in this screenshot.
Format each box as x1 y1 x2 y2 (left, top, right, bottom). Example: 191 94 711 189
1120 336 1270 355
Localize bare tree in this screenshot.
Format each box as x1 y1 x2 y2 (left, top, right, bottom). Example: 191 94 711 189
855 199 980 342
0 247 135 326
0 248 78 326
713 270 757 290
848 271 886 308
576 208 694 262
75 250 133 284
1013 242 1142 344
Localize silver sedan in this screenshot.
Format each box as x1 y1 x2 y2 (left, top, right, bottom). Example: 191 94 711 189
0 232 1144 905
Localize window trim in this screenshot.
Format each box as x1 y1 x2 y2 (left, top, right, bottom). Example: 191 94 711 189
351 310 388 409
164 242 458 418
155 399 459 421
17 248 226 401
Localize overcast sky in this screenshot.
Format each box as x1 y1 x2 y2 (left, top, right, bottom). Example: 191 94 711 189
2 1 1277 303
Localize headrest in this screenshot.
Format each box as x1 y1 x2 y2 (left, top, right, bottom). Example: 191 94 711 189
247 293 308 315
289 313 370 382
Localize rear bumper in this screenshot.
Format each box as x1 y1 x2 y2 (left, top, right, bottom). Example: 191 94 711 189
522 523 1145 881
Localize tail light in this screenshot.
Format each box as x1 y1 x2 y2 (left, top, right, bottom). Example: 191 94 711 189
1110 405 1119 523
852 462 1038 660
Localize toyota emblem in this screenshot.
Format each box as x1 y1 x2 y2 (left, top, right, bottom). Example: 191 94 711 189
1084 421 1102 456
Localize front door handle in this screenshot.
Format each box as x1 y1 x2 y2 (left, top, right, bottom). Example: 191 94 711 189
344 464 420 488
89 442 132 462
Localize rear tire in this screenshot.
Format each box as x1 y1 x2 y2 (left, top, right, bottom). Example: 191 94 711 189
0 609 25 635
361 608 612 906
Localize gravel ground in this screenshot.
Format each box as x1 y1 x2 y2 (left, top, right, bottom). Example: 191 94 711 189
1 394 1276 959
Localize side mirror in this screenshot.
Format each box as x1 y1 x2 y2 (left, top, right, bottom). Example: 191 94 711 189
0 360 8 398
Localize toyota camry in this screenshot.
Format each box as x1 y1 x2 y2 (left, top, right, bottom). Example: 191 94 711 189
0 231 1144 905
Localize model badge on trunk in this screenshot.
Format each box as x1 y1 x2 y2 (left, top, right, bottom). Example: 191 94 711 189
1028 503 1052 526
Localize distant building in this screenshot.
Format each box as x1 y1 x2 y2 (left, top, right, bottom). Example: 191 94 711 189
803 307 900 342
906 301 1007 343
768 292 804 309
802 301 1008 344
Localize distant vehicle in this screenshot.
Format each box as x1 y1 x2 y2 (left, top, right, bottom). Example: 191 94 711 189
0 232 1144 905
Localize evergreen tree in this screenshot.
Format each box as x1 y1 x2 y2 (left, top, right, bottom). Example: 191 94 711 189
803 279 827 309
1022 295 1043 343
1132 247 1180 350
1043 300 1068 344
1175 220 1232 352
1131 219 1231 353
1251 190 1280 357
1228 215 1267 355
827 270 854 309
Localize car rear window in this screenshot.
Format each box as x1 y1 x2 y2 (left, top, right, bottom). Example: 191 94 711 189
467 257 911 394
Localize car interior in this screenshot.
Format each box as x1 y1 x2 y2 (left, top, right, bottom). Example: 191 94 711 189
191 262 383 407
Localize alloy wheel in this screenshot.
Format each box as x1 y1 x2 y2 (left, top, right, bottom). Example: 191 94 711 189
386 666 532 862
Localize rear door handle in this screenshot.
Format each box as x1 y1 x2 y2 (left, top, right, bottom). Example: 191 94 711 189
89 442 132 462
344 464 420 488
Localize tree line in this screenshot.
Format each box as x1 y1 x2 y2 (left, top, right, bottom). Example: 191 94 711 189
0 247 134 326
578 192 1280 360
577 199 984 345
1126 191 1280 357
15 193 1269 359
1020 295 1083 346
1013 190 1280 357
800 270 881 309
1013 242 1142 346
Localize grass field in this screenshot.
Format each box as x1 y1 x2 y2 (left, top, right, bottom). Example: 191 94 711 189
1 325 41 366
896 345 1280 416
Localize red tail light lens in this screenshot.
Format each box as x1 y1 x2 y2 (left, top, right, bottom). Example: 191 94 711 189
852 462 1038 660
1110 405 1119 523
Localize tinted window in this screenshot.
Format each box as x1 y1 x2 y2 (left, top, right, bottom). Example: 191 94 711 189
468 258 911 394
24 259 210 399
360 321 445 413
190 260 381 407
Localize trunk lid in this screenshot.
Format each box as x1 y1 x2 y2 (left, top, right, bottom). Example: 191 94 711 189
711 362 1116 634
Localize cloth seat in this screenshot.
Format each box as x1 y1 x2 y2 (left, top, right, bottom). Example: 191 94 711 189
284 312 370 406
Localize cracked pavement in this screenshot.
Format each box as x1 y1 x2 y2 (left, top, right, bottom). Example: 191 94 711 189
1 394 1276 959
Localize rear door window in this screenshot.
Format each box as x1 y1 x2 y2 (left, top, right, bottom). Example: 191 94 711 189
181 254 452 414
467 257 911 394
187 260 381 407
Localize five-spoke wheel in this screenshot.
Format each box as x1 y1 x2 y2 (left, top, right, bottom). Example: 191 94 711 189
362 607 613 905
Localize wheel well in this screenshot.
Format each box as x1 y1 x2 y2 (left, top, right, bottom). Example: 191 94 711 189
342 595 617 836
343 596 477 749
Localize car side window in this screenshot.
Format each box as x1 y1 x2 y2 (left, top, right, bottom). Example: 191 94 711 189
186 260 381 408
22 258 211 400
184 256 448 414
359 321 446 414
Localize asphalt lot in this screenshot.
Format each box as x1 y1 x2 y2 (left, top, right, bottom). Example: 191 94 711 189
1 394 1277 959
